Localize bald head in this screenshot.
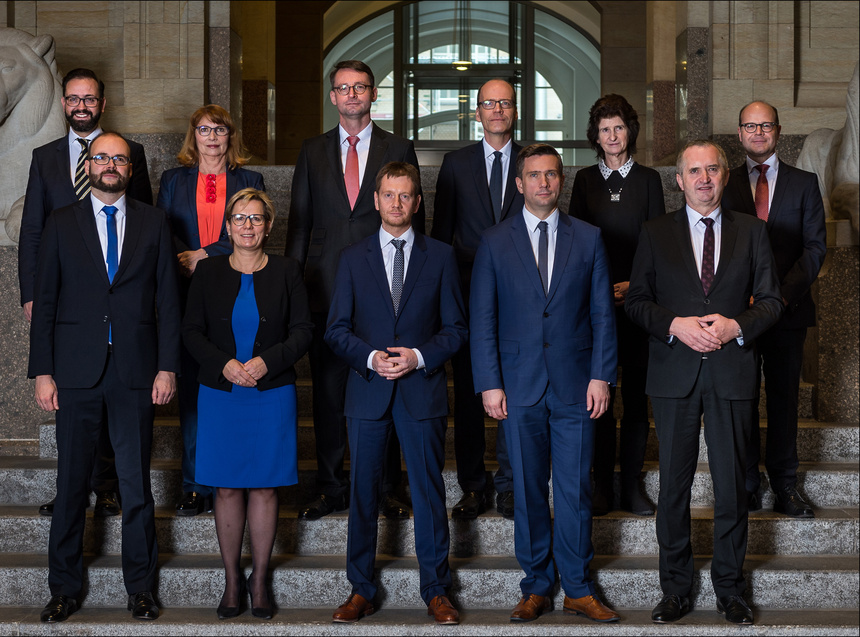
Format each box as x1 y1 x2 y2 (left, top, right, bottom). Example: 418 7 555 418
476 79 518 150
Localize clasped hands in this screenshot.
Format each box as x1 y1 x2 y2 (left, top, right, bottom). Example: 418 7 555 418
372 347 418 380
223 357 268 387
670 314 740 353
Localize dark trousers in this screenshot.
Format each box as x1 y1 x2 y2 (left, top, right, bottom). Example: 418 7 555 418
178 344 213 497
87 422 118 493
451 345 512 493
50 353 158 597
346 386 450 605
309 313 401 498
652 361 751 598
746 327 807 493
505 384 595 598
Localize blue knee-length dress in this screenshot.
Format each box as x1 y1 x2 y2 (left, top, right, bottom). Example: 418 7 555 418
195 274 298 488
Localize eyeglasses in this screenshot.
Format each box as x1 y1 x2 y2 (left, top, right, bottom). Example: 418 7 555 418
195 125 230 137
740 122 777 133
479 99 515 110
90 154 130 166
333 83 372 96
64 95 101 107
230 214 266 226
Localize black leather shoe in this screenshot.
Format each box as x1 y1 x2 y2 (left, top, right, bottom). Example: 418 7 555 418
39 498 55 517
748 491 762 512
94 491 120 517
128 591 159 620
773 486 814 518
452 491 485 519
40 595 78 622
620 480 654 516
496 490 515 519
716 595 753 625
381 492 410 519
217 573 247 619
298 494 348 520
175 491 210 517
651 594 690 623
249 572 273 619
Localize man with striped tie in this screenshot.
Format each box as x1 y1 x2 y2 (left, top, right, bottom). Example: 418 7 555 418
17 68 152 518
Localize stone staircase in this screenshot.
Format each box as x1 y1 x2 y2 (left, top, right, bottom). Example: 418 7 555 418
0 363 857 635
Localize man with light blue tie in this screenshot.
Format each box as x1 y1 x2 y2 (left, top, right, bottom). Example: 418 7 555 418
29 132 181 623
470 144 620 623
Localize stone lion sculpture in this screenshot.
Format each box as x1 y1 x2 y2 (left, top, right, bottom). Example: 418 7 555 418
0 28 67 246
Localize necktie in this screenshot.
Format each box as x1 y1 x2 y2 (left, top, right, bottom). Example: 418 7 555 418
74 138 91 200
345 135 360 209
489 151 503 223
391 238 405 316
104 205 118 343
754 164 769 221
537 221 549 295
701 217 715 295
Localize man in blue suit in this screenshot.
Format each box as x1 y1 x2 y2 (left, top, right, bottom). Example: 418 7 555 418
470 144 620 623
325 162 467 625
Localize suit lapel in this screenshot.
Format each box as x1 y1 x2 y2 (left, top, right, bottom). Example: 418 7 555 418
671 209 704 294
56 137 77 200
546 213 572 303
365 235 396 320
509 214 547 299
114 200 143 284
710 209 738 294
768 162 792 226
397 232 427 321
732 165 756 214
184 167 198 222
75 200 111 287
470 143 495 222
501 142 522 220
358 124 388 210
326 127 351 211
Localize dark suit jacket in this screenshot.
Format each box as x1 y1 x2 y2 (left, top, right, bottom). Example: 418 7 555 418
18 135 152 306
625 208 784 400
285 123 426 314
28 198 180 389
432 141 524 293
470 212 617 407
324 232 467 422
721 161 826 329
182 254 313 392
157 166 265 257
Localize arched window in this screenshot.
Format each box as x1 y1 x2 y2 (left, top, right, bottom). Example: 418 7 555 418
324 1 600 165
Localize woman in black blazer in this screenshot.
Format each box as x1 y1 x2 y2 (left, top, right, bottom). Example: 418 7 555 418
183 189 313 618
157 105 265 516
569 94 666 517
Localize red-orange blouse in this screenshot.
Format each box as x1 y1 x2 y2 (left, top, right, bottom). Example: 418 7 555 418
196 172 227 248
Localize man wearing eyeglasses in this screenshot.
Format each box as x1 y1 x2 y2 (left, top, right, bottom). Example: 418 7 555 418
29 132 180 623
432 79 523 520
721 101 826 519
286 59 425 521
18 68 153 520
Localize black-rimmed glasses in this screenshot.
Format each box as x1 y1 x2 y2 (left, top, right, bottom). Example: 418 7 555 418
230 214 266 226
196 125 230 136
90 154 130 166
740 122 777 133
479 99 515 110
333 83 372 96
64 95 101 107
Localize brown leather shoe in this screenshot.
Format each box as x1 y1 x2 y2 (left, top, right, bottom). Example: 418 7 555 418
563 594 620 622
332 593 374 623
510 594 550 622
427 595 459 625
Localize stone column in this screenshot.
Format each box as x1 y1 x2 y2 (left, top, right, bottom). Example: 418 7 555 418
646 1 677 163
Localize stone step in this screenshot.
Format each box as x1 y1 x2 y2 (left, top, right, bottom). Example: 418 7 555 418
39 417 856 464
0 505 855 557
0 553 856 610
1 457 857 509
0 606 857 636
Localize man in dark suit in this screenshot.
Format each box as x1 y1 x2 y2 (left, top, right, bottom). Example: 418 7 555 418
286 60 424 520
432 79 522 520
721 101 827 518
325 162 466 625
18 68 152 518
626 140 783 626
29 132 180 623
470 144 620 623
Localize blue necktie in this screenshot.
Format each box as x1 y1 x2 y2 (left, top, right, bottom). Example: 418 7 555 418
104 206 119 283
490 151 503 223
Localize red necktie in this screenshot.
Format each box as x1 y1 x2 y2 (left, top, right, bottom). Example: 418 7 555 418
345 136 360 209
701 217 715 295
754 164 769 222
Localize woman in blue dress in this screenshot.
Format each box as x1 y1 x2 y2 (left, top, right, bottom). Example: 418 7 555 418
183 188 313 619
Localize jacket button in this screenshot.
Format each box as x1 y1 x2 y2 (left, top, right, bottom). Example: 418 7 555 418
255 341 261 347
543 312 550 317
704 299 710 305
544 343 550 348
260 316 266 322
104 316 108 322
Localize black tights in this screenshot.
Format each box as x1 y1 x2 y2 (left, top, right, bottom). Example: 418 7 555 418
215 487 278 609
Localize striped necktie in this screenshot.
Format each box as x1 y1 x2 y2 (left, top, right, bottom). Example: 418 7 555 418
74 138 91 200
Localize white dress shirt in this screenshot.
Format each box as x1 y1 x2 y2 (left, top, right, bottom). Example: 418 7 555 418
685 205 722 277
522 207 560 289
483 138 512 202
91 193 127 268
68 127 102 183
339 121 374 187
366 226 425 370
745 152 779 211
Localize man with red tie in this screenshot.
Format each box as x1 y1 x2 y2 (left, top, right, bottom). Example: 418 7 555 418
721 101 826 518
285 60 425 520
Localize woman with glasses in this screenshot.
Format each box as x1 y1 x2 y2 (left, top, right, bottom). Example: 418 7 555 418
568 94 666 517
183 188 313 619
157 105 265 518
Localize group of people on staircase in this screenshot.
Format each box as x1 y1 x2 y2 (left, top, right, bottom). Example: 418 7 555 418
19 60 824 628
